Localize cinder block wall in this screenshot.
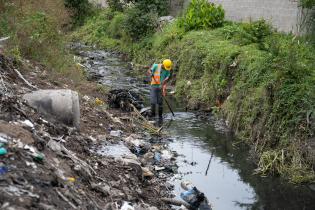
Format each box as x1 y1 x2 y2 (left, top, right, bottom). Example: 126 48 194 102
89 0 107 7
209 0 301 33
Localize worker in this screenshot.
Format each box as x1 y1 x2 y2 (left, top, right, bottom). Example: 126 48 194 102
147 59 172 123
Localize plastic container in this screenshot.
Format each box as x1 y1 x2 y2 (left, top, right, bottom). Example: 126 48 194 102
0 148 7 156
0 166 8 175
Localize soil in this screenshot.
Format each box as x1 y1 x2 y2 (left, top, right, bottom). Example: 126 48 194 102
0 54 172 209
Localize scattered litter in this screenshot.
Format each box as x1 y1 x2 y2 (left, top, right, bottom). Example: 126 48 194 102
82 95 90 102
25 161 37 169
2 185 40 198
33 153 44 162
154 152 161 163
154 166 165 171
65 177 76 183
47 140 62 153
0 133 9 144
161 150 172 160
121 202 134 210
142 167 154 177
97 142 136 159
0 147 7 155
0 166 8 175
180 181 212 210
108 89 144 111
19 119 34 129
110 130 123 137
95 98 104 106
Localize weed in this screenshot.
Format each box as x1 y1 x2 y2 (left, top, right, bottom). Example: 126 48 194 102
178 0 225 31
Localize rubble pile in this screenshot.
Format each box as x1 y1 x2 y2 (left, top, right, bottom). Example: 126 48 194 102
0 54 171 209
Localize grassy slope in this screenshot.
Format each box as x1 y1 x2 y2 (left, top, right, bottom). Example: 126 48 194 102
73 10 315 183
0 0 86 83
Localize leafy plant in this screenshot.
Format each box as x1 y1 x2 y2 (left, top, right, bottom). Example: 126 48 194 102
133 0 169 16
123 6 157 41
107 0 124 12
64 0 94 26
300 0 315 8
242 19 272 45
179 0 225 31
16 12 61 60
107 13 127 39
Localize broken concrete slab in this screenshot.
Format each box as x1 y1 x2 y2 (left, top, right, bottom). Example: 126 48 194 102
23 89 80 129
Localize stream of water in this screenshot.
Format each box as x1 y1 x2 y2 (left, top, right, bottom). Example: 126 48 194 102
77 49 315 210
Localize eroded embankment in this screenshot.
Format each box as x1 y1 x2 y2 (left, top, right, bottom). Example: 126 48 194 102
0 54 172 209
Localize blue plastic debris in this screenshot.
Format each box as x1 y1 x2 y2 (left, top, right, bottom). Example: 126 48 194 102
154 152 161 163
0 166 8 175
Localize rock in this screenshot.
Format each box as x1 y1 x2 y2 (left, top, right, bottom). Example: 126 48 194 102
23 89 80 129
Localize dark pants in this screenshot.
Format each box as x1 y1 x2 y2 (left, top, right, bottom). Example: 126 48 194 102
150 86 163 119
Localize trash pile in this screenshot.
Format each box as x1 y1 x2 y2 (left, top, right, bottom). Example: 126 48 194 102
0 54 171 209
108 89 144 111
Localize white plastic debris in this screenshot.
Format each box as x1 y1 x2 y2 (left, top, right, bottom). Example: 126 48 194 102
25 161 37 169
82 95 90 102
154 166 165 171
120 202 134 210
110 130 123 137
161 150 172 160
0 133 9 144
20 120 35 129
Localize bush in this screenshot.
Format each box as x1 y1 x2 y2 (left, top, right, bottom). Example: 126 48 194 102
179 0 225 31
64 0 93 26
221 20 273 47
107 0 124 12
242 19 272 45
107 13 127 39
123 6 157 41
15 12 61 61
133 0 169 16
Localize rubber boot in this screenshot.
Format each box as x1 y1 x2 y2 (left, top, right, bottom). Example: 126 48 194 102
150 104 156 119
158 105 163 126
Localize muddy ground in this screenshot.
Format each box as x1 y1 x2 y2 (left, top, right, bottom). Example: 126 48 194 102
0 54 173 209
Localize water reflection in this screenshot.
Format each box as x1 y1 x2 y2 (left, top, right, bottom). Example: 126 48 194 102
166 112 315 210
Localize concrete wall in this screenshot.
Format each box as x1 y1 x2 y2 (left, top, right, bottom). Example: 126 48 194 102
209 0 301 33
89 0 107 7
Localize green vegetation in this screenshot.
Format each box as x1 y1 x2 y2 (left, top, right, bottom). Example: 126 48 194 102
64 0 94 26
178 0 225 31
0 0 87 81
74 0 315 183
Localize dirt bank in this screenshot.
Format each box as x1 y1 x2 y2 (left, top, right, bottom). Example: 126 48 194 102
0 54 172 209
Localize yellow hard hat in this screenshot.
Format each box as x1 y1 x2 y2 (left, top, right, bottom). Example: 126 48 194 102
163 59 172 71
